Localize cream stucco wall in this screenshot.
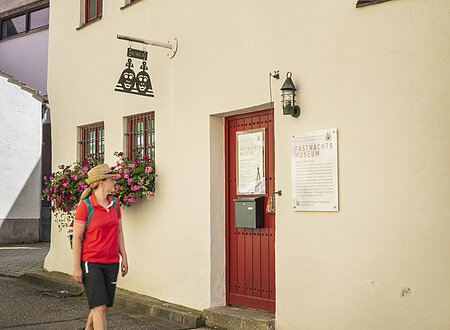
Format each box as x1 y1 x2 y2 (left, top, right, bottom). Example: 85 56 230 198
274 1 450 329
45 0 450 328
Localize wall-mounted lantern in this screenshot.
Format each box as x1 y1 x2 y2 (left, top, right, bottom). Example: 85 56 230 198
280 72 300 118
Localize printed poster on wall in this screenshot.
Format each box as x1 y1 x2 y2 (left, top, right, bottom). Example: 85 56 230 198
237 129 266 195
291 128 339 211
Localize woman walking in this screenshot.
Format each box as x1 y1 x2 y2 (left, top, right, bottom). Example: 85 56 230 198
72 164 128 330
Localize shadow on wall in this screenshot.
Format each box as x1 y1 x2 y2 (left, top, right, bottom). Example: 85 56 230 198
0 159 43 244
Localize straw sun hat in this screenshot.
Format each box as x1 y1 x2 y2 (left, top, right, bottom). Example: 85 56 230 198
85 164 116 185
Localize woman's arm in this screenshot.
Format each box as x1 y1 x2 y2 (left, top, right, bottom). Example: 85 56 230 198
72 222 85 284
118 220 128 277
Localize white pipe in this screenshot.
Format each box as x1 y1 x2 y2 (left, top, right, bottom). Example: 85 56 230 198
117 34 172 49
117 34 178 58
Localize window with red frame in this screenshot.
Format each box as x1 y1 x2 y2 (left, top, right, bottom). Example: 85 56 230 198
124 112 155 160
78 122 105 162
85 0 103 23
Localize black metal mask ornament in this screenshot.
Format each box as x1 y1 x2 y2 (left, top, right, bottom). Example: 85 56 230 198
115 48 154 97
136 61 153 96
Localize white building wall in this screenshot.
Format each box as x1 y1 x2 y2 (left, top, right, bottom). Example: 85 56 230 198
45 0 450 328
0 74 42 243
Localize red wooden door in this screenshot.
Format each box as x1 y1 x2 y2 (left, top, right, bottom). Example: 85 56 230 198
225 109 275 312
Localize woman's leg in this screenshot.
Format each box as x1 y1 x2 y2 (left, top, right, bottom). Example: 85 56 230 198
92 304 107 330
85 309 94 330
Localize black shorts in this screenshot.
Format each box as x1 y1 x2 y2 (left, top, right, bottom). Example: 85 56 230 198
81 261 119 309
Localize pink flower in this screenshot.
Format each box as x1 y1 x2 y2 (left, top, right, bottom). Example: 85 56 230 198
128 163 135 168
63 182 68 187
83 167 89 171
124 174 129 179
145 166 153 173
128 197 137 203
131 185 140 191
138 180 144 185
127 178 134 184
150 192 155 198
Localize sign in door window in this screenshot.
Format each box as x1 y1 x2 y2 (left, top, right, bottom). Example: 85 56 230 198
236 129 266 195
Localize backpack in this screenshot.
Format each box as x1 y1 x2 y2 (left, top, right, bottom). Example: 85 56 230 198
68 196 118 249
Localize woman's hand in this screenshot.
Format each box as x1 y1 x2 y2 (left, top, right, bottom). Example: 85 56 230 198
73 266 83 284
121 258 129 277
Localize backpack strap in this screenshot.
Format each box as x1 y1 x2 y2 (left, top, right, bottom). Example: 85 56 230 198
110 195 119 214
82 197 95 239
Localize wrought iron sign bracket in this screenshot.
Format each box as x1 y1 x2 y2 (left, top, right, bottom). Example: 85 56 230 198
117 34 178 58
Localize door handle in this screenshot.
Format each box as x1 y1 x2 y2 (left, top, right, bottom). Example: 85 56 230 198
266 190 281 214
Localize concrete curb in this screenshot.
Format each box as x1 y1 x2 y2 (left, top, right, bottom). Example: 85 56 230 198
22 271 204 329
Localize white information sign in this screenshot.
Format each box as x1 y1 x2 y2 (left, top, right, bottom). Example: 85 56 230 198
237 129 266 195
291 128 338 211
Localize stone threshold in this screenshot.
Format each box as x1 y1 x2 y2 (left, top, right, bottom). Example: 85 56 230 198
204 306 275 330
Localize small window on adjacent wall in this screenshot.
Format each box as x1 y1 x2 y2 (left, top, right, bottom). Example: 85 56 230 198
1 5 49 40
124 112 155 160
78 122 105 162
356 0 393 7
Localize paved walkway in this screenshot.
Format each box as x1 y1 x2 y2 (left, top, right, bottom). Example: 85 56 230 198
0 242 210 329
0 241 50 277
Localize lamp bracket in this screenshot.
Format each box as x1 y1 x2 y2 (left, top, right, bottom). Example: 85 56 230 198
270 70 280 79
